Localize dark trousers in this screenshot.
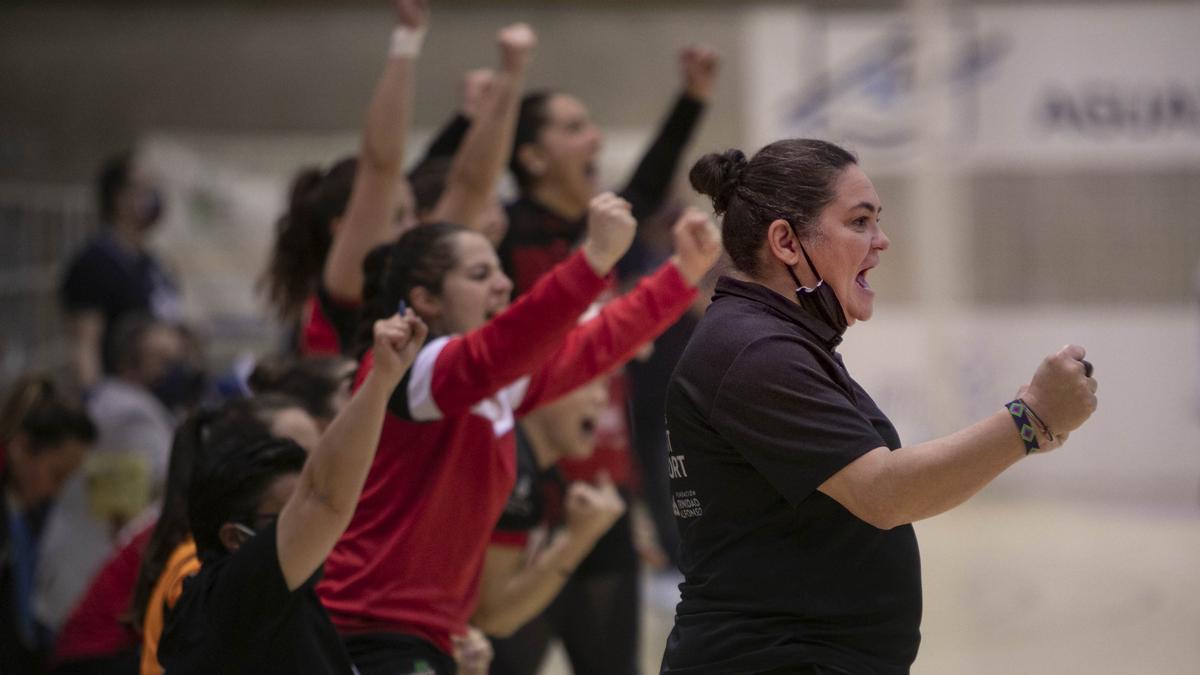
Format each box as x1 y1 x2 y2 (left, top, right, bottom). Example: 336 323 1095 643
345 633 457 675
491 513 641 675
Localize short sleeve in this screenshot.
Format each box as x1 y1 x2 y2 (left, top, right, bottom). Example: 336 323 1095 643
709 335 887 507
203 522 303 642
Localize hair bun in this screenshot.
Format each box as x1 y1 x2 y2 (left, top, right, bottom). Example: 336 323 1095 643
688 149 747 215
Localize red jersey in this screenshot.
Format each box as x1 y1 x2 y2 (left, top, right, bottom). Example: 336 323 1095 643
317 252 695 655
299 285 361 356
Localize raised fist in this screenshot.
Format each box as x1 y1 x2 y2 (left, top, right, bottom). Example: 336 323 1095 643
670 207 722 285
372 309 427 385
581 192 637 276
392 0 429 30
1019 344 1098 451
460 68 496 118
498 22 537 73
680 44 719 101
564 471 626 542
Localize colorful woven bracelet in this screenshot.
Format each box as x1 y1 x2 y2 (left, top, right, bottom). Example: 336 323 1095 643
1005 399 1041 455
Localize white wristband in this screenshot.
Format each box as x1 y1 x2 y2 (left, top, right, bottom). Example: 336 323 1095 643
389 25 426 59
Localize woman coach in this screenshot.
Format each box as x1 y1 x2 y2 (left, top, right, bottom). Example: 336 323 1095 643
660 139 1098 674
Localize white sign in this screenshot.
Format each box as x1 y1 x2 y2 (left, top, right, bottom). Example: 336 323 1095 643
745 4 1200 170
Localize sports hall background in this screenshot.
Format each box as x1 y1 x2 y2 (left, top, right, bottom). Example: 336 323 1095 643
2 0 1198 672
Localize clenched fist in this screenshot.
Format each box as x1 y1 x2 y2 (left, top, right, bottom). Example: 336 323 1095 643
1017 344 1098 452
680 45 719 101
498 22 537 73
670 207 722 285
581 192 637 277
564 471 626 542
371 309 427 386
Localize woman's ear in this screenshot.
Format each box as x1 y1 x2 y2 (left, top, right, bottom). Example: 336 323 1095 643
409 287 441 321
765 219 802 267
218 522 247 554
516 144 546 178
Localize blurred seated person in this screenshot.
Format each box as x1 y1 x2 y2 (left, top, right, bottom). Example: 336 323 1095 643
0 376 96 674
35 316 202 632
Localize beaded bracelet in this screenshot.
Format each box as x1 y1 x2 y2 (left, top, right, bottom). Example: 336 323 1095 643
1022 401 1056 447
1005 399 1040 455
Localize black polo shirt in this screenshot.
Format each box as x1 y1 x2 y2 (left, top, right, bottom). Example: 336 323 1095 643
157 522 356 675
660 277 921 675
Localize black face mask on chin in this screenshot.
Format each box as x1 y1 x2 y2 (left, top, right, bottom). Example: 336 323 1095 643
785 236 849 336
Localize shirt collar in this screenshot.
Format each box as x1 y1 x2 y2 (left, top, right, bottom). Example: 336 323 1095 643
712 276 844 351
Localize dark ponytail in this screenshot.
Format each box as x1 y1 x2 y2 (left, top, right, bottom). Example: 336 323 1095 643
261 157 358 321
690 139 857 275
356 222 466 354
130 396 307 627
509 90 556 191
129 411 211 630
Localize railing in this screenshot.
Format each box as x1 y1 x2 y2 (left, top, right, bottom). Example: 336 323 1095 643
0 182 96 389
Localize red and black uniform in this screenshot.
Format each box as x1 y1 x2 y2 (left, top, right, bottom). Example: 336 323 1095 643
501 94 705 296
487 94 705 675
317 252 696 671
298 285 361 357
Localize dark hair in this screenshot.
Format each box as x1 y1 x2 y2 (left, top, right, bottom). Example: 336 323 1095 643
261 157 358 321
185 409 307 560
509 90 556 190
408 154 455 216
356 222 466 351
98 152 133 224
689 139 858 275
129 397 308 626
247 356 352 422
0 375 96 455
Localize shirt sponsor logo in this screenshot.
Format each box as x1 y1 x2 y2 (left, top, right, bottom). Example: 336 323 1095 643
672 489 704 519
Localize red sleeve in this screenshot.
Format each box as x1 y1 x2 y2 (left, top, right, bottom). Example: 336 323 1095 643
489 530 531 548
374 250 609 421
517 260 696 416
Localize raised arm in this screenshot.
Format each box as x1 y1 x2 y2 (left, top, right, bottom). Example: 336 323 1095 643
389 193 638 420
428 24 536 236
517 209 720 414
275 312 426 590
322 0 429 302
620 45 718 221
474 474 624 637
819 346 1099 530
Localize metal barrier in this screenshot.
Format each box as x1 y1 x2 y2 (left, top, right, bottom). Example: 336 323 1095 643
0 182 95 388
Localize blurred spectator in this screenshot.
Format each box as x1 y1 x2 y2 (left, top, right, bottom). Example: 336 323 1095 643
0 376 96 674
34 317 199 632
60 152 183 391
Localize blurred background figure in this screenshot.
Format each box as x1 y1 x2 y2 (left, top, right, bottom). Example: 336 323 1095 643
34 316 201 637
0 376 96 674
60 153 183 392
